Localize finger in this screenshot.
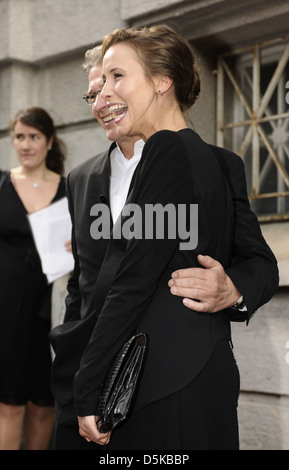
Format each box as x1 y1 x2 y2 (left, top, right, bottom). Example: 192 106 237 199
171 255 219 279
171 256 223 282
197 254 221 269
182 297 209 312
170 285 207 301
82 430 110 445
171 267 209 281
169 276 208 289
95 432 111 445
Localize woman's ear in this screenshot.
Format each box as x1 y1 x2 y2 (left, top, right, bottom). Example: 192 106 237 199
154 76 173 96
47 137 53 151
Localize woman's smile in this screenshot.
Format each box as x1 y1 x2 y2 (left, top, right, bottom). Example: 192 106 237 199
99 103 128 124
101 43 159 140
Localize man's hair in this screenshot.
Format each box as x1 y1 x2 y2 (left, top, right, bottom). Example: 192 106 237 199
82 45 102 74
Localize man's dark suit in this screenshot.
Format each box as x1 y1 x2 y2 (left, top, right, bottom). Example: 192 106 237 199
50 130 278 449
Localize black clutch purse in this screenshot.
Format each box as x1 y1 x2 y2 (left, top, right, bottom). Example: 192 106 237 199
96 333 147 433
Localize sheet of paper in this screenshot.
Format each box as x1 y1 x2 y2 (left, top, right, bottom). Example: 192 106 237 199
28 197 74 283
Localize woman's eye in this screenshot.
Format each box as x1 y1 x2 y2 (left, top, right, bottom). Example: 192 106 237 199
31 135 40 141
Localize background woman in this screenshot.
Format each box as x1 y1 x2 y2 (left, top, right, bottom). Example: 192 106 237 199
0 107 66 449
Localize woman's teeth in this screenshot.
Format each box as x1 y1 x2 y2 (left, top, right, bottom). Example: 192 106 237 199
102 104 127 123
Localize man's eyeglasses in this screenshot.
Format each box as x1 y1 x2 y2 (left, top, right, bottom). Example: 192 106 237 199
82 91 100 105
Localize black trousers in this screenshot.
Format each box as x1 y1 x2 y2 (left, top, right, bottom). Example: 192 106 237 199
53 339 239 450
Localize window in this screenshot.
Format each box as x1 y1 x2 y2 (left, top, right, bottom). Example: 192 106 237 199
217 37 289 221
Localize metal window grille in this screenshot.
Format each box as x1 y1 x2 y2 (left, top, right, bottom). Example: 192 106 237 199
217 36 289 222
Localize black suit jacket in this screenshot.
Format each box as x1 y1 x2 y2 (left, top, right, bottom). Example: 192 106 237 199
50 130 278 414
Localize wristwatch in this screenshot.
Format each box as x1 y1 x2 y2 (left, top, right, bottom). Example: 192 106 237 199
231 295 246 311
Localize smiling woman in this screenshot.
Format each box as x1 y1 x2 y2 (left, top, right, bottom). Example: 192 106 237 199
49 25 278 452
48 24 279 451
71 25 240 450
99 42 180 141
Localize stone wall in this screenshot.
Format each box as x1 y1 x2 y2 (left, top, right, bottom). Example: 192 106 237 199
0 0 124 171
232 288 289 450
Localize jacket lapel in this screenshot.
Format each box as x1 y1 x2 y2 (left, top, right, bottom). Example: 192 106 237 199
88 143 116 222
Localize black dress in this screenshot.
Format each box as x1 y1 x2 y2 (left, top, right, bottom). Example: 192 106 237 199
0 170 66 406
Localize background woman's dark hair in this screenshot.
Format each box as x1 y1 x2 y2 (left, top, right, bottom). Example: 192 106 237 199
102 24 201 112
10 107 66 175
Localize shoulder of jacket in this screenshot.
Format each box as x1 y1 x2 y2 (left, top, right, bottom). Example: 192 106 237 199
209 143 243 161
145 130 192 151
68 143 115 181
0 169 9 189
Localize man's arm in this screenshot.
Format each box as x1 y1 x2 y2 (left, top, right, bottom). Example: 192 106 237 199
169 147 279 321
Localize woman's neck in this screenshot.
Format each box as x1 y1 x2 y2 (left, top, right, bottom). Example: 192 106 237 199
13 164 51 181
142 100 188 141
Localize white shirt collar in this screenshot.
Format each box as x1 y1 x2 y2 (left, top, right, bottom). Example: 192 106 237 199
109 139 144 224
115 139 144 164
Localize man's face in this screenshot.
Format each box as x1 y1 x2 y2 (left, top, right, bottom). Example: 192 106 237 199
87 66 106 128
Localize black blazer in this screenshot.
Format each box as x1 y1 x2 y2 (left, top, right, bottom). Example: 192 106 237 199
50 129 278 414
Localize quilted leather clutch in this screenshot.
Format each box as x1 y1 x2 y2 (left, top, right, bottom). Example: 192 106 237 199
96 333 147 433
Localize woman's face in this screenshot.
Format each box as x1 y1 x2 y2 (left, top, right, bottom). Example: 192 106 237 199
100 43 158 141
13 122 52 170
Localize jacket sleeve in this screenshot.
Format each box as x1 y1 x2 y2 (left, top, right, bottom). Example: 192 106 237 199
212 147 279 322
63 172 82 323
